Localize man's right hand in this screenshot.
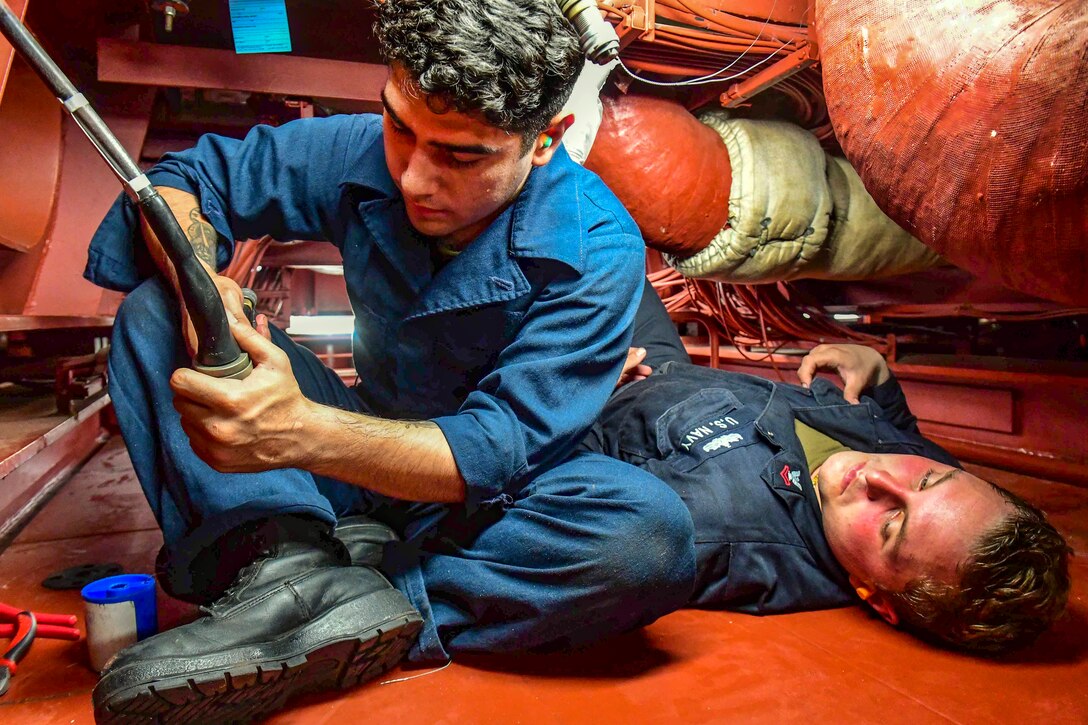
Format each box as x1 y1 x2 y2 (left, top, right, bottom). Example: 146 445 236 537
615 347 652 390
796 343 890 404
179 273 247 357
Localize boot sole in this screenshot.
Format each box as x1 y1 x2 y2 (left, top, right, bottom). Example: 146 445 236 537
92 588 423 724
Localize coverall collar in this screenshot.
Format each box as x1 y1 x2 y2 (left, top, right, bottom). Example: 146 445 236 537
342 144 588 320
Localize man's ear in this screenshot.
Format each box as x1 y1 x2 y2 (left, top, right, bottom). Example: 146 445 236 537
849 575 900 626
530 113 576 167
864 590 901 626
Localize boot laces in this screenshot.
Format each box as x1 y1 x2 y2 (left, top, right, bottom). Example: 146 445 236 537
198 554 267 616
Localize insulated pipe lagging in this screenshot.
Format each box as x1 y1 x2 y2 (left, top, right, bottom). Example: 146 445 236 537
0 0 250 378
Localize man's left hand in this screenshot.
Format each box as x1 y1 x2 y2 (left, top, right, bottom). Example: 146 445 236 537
169 314 313 473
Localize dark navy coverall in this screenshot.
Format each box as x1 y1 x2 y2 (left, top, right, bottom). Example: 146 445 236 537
84 115 696 662
582 283 960 613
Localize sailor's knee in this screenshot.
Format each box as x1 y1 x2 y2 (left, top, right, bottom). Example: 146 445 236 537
113 278 181 343
596 472 695 608
629 491 695 595
109 278 186 381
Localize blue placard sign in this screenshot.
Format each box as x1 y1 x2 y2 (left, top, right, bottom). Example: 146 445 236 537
229 0 292 54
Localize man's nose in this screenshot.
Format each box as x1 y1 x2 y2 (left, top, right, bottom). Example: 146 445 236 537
863 468 908 503
400 150 438 198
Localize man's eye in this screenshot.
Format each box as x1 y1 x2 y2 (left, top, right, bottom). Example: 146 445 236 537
919 469 935 490
881 510 901 542
448 154 482 168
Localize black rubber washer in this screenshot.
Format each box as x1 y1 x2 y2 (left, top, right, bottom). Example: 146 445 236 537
41 563 124 590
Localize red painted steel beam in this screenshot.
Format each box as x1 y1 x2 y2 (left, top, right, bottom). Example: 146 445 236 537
259 241 344 267
898 380 1015 434
892 359 1088 389
719 42 817 108
0 315 113 332
97 38 386 106
0 86 154 316
925 434 1088 488
0 395 110 550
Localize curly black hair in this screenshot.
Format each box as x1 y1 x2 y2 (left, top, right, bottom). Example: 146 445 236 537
374 0 584 151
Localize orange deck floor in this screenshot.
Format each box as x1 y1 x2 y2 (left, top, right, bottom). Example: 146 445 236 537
1 436 1086 724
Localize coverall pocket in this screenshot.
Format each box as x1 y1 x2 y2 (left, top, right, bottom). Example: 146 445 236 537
429 308 524 376
655 388 760 473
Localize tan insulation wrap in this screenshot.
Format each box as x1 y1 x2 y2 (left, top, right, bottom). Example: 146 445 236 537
665 116 940 283
822 157 942 279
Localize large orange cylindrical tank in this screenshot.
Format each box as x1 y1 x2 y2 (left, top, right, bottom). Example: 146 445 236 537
815 0 1088 305
0 58 62 253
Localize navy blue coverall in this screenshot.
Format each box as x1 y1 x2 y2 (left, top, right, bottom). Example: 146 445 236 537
582 283 960 613
84 115 696 662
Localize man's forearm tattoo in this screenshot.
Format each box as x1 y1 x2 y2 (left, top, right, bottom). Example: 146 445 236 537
186 207 218 267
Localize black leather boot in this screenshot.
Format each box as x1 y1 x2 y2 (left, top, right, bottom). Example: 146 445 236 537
92 518 422 724
334 515 399 567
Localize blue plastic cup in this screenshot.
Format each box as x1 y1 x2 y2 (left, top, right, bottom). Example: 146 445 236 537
81 574 158 671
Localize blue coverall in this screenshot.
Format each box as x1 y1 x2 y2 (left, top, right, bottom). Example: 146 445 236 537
84 115 696 662
583 282 960 613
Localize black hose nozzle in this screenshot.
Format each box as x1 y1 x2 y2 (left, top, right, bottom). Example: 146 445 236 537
138 195 251 378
